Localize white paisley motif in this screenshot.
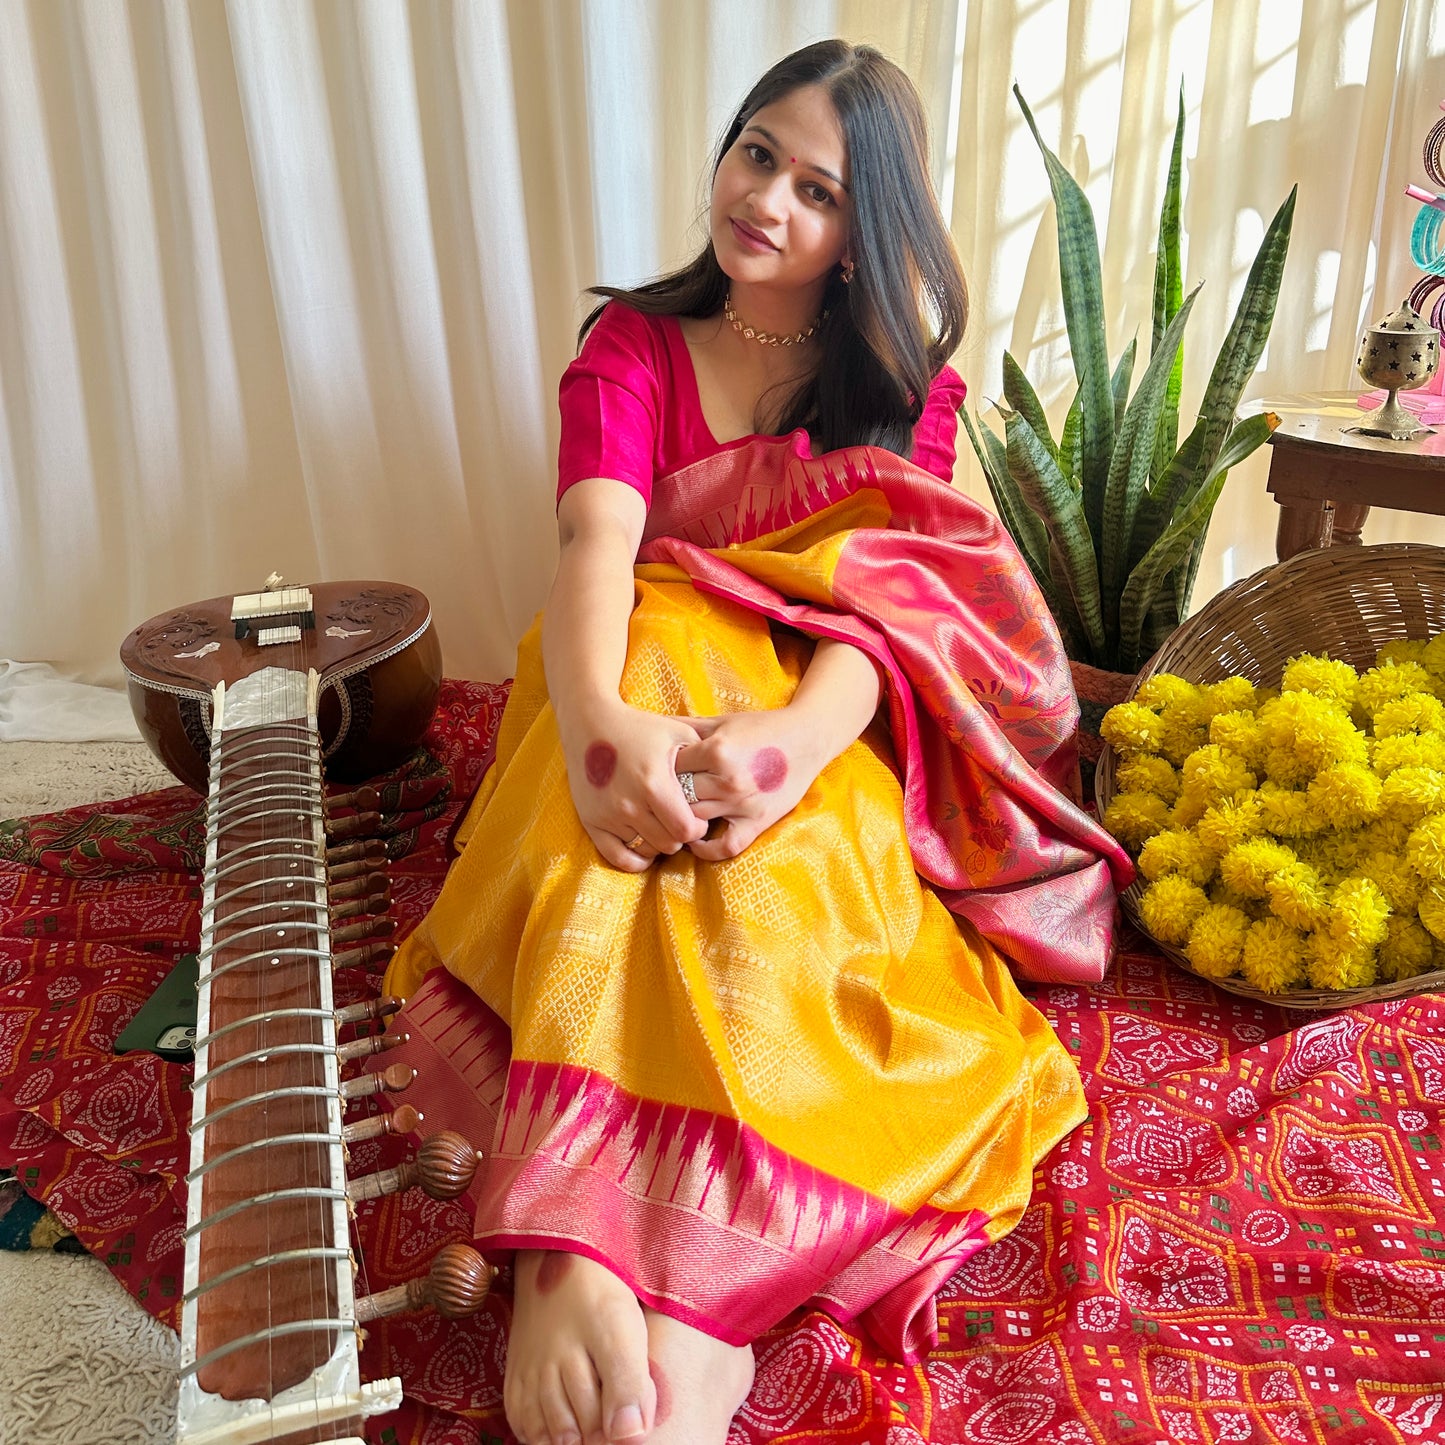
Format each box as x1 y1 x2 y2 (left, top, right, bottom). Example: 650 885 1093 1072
736 1332 830 1431
1283 1324 1333 1351
1274 1014 1367 1092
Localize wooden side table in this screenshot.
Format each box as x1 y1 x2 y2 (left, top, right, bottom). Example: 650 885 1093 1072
1252 391 1445 560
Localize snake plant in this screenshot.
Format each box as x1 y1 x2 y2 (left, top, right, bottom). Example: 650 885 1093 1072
964 86 1296 675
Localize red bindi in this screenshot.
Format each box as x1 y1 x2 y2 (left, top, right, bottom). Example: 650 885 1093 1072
584 741 617 788
535 1252 573 1294
751 746 787 793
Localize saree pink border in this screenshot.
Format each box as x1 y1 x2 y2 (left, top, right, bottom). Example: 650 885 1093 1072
379 970 992 1356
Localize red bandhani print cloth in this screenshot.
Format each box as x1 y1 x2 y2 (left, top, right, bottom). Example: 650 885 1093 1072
2 678 1444 1444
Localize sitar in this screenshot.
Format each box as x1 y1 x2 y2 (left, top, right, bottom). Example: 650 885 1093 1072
122 578 492 1445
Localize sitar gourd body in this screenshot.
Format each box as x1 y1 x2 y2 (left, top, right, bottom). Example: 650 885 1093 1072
120 581 490 1445
121 582 443 793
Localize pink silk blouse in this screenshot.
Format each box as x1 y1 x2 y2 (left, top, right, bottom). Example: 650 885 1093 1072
557 301 967 507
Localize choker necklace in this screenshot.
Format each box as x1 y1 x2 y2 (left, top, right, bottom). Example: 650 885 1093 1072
724 293 827 347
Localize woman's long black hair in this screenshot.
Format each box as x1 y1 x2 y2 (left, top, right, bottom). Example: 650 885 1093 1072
578 40 968 459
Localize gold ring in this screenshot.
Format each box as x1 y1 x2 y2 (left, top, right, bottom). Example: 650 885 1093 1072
625 832 647 851
677 771 698 804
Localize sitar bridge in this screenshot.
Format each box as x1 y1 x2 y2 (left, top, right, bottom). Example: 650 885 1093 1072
231 583 315 645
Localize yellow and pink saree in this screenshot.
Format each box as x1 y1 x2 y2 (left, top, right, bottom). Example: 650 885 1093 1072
383 434 1132 1360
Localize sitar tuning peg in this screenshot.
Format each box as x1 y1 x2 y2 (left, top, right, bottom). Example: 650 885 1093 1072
330 887 391 925
327 838 388 869
354 1242 495 1324
340 1061 416 1101
326 810 384 842
346 1129 480 1203
330 870 390 904
338 1030 408 1064
329 785 382 814
334 995 403 1027
342 1102 422 1145
333 940 397 971
332 915 396 946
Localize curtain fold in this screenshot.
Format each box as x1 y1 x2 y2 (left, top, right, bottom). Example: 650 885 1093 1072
1 0 1441 727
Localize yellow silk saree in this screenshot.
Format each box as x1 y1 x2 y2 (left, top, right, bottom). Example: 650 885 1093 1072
383 436 1131 1359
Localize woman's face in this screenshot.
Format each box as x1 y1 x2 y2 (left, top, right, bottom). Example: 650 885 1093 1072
710 84 852 297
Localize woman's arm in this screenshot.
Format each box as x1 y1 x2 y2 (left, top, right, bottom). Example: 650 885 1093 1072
675 637 882 862
544 478 707 871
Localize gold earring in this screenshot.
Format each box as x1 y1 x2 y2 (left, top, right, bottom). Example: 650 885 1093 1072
841 259 855 285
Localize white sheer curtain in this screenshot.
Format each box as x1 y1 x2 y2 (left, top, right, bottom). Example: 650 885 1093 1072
1 0 1441 738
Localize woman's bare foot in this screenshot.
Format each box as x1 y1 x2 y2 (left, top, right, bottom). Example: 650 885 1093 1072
505 1250 656 1445
642 1307 755 1443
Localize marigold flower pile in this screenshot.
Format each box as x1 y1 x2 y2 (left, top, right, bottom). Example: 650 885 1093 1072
1100 639 1445 994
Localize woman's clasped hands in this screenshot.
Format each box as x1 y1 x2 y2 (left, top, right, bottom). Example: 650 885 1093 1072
566 702 818 869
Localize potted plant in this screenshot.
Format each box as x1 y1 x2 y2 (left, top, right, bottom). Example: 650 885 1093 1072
963 87 1296 698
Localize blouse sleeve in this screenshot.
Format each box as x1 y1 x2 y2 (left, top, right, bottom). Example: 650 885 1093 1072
556 302 663 508
909 365 967 483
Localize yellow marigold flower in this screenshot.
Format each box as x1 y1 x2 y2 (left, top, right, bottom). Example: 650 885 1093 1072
1303 830 1362 882
1206 676 1259 717
1102 791 1171 850
1418 883 1445 941
1407 813 1445 883
1185 902 1251 979
1256 781 1318 838
1305 932 1378 990
1379 914 1436 982
1115 754 1181 804
1259 692 1368 771
1169 788 1209 830
1139 875 1210 945
1138 828 1218 885
1324 876 1391 952
1373 692 1445 739
1356 851 1421 912
1306 764 1383 829
1261 744 1316 790
1379 638 1429 668
1195 792 1264 854
1266 860 1330 931
1134 674 1203 712
1158 714 1210 767
1240 917 1308 994
1357 660 1434 714
1421 633 1445 676
1209 711 1266 768
1101 702 1165 755
1181 745 1257 805
1371 733 1445 778
1209 881 1269 918
1219 837 1299 898
1282 653 1358 709
1381 767 1445 825
1358 818 1412 855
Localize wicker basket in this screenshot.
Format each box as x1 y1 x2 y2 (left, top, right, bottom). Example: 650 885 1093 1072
1096 543 1445 1009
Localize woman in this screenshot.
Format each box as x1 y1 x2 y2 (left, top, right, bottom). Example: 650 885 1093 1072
384 39 1130 1445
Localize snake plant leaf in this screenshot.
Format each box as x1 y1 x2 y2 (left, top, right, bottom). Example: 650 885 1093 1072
1150 85 1186 485
1015 87 1114 557
1005 410 1106 661
1117 411 1279 669
962 405 1052 589
1101 287 1200 630
1182 186 1296 494
1174 410 1279 617
1111 338 1137 437
1059 387 1083 491
1002 352 1058 465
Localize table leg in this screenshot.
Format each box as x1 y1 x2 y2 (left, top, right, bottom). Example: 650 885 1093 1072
1331 502 1370 546
1274 495 1333 561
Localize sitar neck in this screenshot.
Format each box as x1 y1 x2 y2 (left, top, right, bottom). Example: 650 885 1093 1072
178 666 398 1445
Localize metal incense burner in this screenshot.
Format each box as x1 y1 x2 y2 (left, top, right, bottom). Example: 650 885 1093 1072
1348 300 1440 440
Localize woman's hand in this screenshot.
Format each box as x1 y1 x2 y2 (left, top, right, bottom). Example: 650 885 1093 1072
672 638 883 862
671 710 822 862
562 700 709 871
